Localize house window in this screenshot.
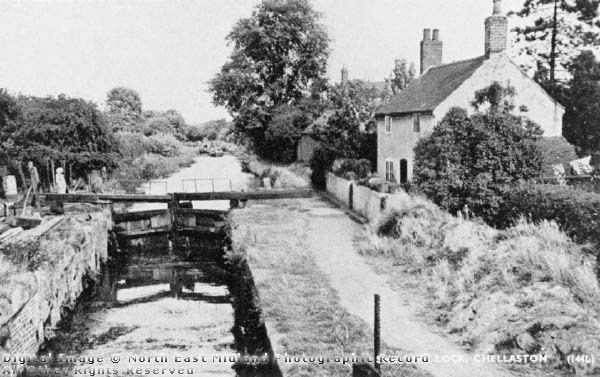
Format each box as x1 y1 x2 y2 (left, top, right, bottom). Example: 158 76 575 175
385 116 392 133
413 114 421 132
385 160 395 182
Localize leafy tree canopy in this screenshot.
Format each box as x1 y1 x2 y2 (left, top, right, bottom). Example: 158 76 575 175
313 80 383 166
386 58 416 95
563 50 600 154
105 87 144 132
17 95 118 171
209 0 330 153
414 82 543 222
510 0 600 83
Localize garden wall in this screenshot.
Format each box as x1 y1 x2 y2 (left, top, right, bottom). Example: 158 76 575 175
0 211 109 356
326 173 387 223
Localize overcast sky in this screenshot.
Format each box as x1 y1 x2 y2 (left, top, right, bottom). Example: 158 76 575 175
0 0 523 124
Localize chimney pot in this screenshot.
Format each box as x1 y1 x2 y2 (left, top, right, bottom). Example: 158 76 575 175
485 0 508 57
341 67 348 84
423 29 431 41
493 0 502 15
420 28 442 74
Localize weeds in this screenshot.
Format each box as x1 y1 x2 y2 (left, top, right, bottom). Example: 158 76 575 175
360 191 600 374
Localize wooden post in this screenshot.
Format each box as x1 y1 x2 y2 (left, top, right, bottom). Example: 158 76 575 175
374 294 381 373
352 363 380 377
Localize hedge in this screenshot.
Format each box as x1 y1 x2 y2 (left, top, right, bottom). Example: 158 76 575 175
499 183 600 246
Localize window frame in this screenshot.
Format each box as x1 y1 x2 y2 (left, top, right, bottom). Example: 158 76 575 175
413 114 421 133
384 116 392 133
385 159 395 183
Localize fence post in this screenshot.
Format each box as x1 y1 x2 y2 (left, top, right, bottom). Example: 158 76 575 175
374 294 381 373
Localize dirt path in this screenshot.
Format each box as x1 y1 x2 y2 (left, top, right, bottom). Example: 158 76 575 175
303 196 515 377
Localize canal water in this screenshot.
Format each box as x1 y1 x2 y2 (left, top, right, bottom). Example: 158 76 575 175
130 154 255 212
26 155 279 377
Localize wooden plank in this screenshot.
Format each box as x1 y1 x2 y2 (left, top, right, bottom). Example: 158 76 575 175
99 194 171 202
44 193 99 203
44 193 171 203
116 226 172 237
44 189 313 204
113 210 170 222
173 189 313 201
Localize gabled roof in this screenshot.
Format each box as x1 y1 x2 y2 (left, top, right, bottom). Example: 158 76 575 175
376 56 486 116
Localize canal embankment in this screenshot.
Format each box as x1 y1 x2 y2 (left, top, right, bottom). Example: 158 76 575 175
229 197 431 377
0 208 109 357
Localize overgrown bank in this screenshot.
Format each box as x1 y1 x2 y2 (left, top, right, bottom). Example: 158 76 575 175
358 191 600 376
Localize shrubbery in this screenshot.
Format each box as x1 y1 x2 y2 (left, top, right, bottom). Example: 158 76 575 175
144 133 182 157
332 158 372 181
414 83 543 221
498 183 600 245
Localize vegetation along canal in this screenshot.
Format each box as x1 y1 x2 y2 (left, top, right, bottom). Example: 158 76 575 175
25 156 281 377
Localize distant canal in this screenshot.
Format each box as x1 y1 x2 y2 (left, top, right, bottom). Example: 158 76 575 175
130 154 255 211
26 154 279 377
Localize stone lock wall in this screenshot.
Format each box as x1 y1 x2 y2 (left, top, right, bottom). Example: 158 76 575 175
0 211 108 355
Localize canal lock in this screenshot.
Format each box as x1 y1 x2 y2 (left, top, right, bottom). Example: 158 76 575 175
29 208 282 377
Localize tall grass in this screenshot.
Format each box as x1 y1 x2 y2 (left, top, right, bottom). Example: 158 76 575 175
363 191 600 308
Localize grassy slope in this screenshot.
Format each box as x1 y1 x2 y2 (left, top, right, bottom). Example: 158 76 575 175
230 199 431 377
357 192 600 376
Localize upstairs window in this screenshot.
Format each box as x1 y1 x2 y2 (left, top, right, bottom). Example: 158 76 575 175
385 116 392 133
413 114 421 133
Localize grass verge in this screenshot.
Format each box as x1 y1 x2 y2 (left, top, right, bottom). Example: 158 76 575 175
230 199 431 377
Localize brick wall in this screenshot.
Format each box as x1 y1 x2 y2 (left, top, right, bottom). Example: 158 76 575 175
0 212 108 356
484 15 507 58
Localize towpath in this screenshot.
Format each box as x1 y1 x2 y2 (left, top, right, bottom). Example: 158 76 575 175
301 196 515 377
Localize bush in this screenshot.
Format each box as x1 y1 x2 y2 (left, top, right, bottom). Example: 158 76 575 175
144 133 182 157
414 97 542 220
115 131 148 159
143 117 176 136
310 146 337 189
332 158 372 180
499 183 600 245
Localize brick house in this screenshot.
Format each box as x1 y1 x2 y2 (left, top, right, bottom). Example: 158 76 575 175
375 0 567 183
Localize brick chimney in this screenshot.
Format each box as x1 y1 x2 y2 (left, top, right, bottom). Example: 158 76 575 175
420 28 442 74
341 66 348 84
485 0 508 58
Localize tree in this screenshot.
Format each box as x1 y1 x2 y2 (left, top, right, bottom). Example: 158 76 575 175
314 80 382 162
0 89 24 182
414 82 543 223
264 104 311 162
16 95 118 184
142 109 188 139
386 59 416 95
309 80 383 186
208 0 330 155
105 87 143 132
511 0 600 84
563 50 600 154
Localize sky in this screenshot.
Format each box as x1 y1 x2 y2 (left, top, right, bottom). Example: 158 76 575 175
0 0 523 124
